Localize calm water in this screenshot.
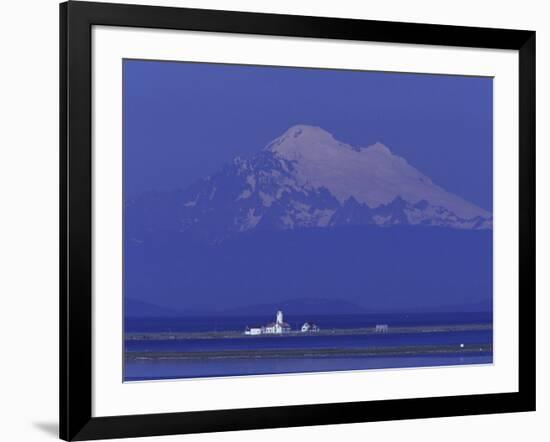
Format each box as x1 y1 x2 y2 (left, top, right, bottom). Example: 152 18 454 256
126 330 492 352
125 353 493 381
124 315 492 381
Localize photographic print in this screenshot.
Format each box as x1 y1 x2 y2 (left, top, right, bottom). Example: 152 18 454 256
123 59 493 382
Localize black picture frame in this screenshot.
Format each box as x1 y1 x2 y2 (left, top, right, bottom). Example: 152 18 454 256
60 1 536 440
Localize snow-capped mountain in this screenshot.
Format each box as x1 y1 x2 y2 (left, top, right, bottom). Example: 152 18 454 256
130 125 492 242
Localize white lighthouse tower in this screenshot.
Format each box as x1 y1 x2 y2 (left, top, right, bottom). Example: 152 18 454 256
274 310 284 333
259 310 291 334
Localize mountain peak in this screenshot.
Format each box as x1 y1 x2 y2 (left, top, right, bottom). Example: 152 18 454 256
164 125 493 241
367 142 392 155
265 124 337 158
282 124 333 139
261 125 490 219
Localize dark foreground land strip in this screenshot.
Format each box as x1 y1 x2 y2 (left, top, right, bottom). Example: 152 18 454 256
125 343 492 361
126 323 493 341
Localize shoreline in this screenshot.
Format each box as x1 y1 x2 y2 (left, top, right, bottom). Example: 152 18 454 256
125 323 492 341
125 343 493 361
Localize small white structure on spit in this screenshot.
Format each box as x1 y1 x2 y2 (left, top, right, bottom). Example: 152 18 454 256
244 310 291 335
301 322 320 332
244 326 263 335
375 324 389 333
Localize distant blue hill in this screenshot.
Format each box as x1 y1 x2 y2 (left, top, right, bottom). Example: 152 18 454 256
218 298 368 316
125 296 491 319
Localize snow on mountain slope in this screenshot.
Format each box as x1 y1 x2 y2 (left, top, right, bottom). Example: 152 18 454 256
129 125 492 242
266 125 490 219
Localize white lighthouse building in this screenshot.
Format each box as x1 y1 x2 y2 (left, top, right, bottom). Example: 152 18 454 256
244 310 292 335
263 310 291 334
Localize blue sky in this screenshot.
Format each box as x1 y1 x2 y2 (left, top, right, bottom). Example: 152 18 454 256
123 59 493 211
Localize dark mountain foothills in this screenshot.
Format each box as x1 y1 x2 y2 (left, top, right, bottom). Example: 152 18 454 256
125 225 492 314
